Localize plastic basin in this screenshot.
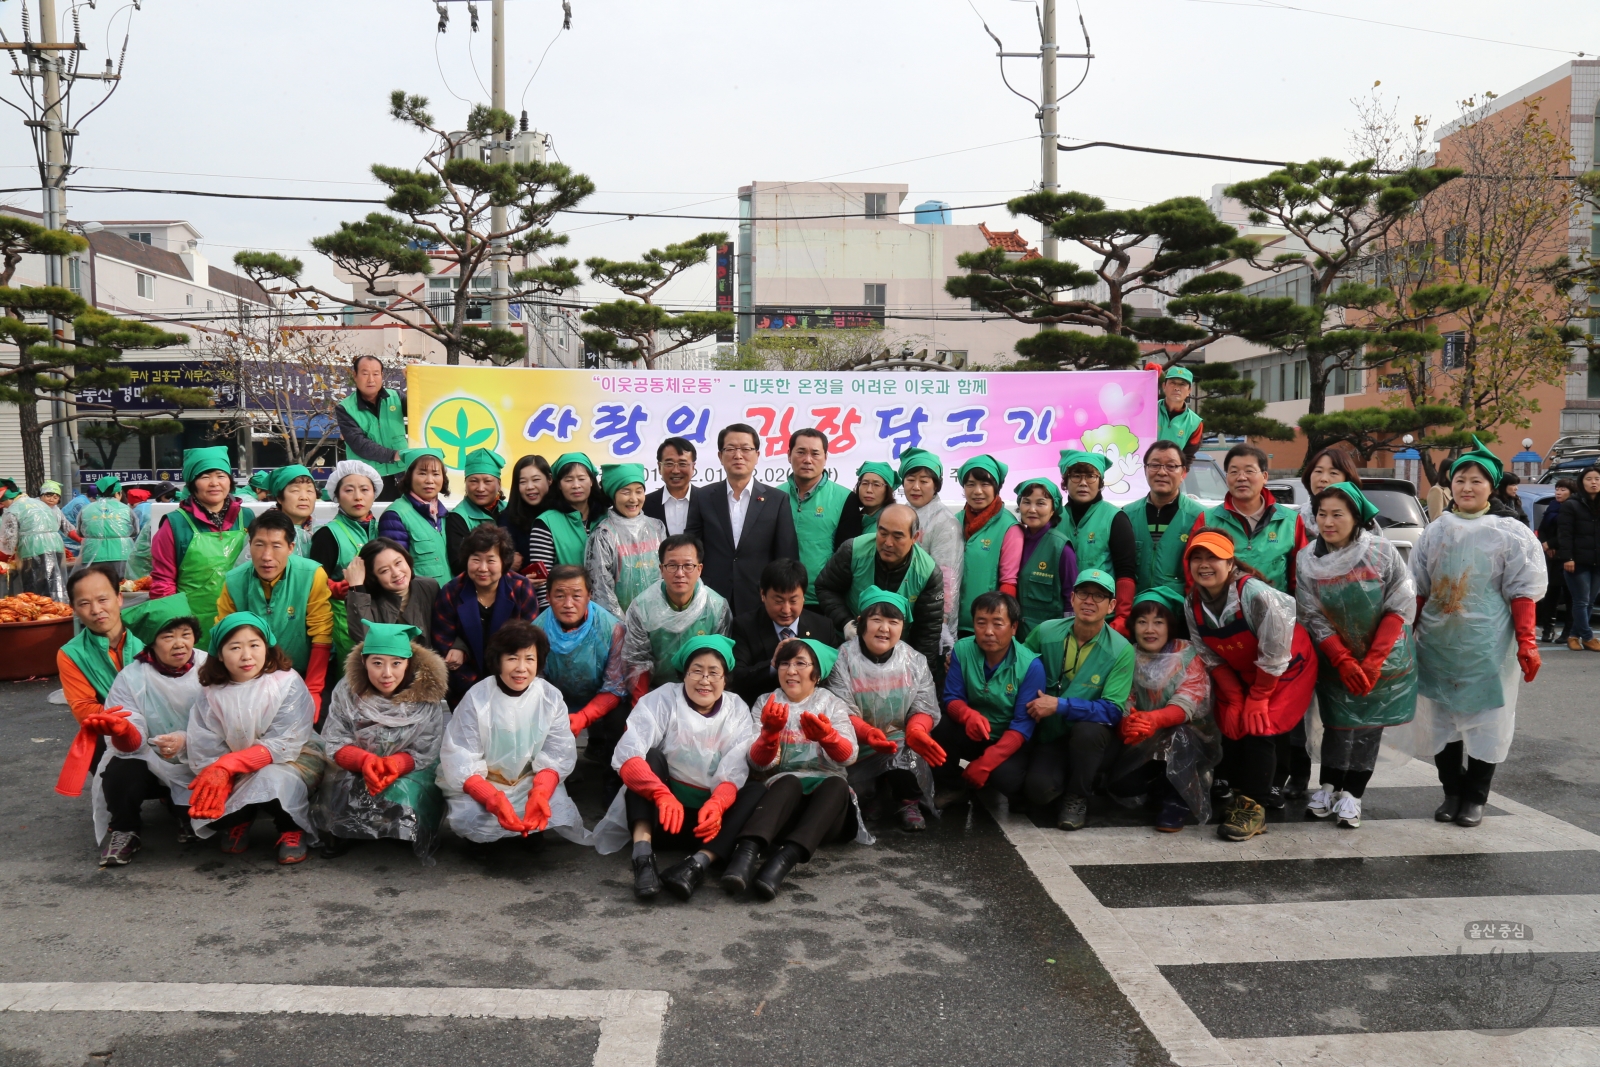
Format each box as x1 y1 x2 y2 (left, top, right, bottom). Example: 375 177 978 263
0 615 74 680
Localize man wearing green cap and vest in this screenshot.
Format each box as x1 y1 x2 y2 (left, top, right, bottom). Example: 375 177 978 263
247 471 273 502
1020 568 1137 830
935 589 1046 800
814 502 944 671
956 454 1017 635
0 477 70 600
1152 363 1204 463
266 465 320 557
1190 443 1308 594
334 353 409 501
780 427 851 605
149 447 255 642
75 475 138 578
446 448 506 575
1122 439 1205 596
215 509 335 718
1058 449 1138 634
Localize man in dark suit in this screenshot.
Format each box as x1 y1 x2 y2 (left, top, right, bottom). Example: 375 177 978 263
729 559 840 703
643 436 698 536
685 422 799 618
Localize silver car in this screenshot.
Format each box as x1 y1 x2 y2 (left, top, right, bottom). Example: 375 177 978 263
1268 476 1428 565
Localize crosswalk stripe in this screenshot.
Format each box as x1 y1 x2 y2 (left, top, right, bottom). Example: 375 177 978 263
1220 1027 1600 1066
1118 893 1600 965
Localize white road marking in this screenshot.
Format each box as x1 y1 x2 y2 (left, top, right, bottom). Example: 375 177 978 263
0 982 670 1067
1221 1027 1600 1067
1120 893 1600 966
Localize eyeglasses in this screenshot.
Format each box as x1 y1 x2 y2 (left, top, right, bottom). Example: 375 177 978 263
1066 472 1100 483
659 459 694 470
721 445 758 456
661 561 701 573
1145 463 1185 473
683 666 724 681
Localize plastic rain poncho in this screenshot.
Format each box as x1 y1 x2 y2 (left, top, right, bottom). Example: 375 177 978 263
1107 639 1221 823
749 685 873 845
590 682 756 854
127 518 157 580
1296 529 1418 728
0 496 67 601
76 498 137 566
1409 510 1546 764
89 651 208 843
826 638 942 813
315 648 450 860
435 674 587 844
534 603 627 712
621 580 730 692
584 510 667 618
185 669 323 840
912 499 963 653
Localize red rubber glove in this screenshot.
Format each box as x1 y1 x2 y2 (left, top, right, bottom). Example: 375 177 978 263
333 744 384 794
800 711 854 762
945 698 993 743
618 755 684 834
1119 704 1186 745
1110 577 1136 636
54 706 131 797
1210 666 1245 741
463 774 525 834
1242 672 1279 736
903 712 946 767
80 709 143 753
373 752 414 795
629 671 652 704
1318 634 1372 697
523 768 559 832
304 644 331 723
187 744 274 820
569 691 621 738
749 695 789 766
850 715 899 755
694 781 739 843
1360 613 1406 684
1511 596 1541 682
962 728 1024 789
327 579 350 600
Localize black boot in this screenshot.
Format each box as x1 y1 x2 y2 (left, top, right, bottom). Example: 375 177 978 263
632 851 661 901
1455 801 1486 828
720 839 762 895
752 843 807 901
660 853 708 901
1434 795 1461 823
320 835 353 859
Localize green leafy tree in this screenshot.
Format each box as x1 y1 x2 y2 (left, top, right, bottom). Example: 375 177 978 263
0 216 190 491
581 232 736 369
1191 363 1296 441
946 192 1319 370
236 92 595 366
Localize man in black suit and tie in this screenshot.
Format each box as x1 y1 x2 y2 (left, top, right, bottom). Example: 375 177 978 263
685 422 799 618
729 559 840 703
643 436 698 536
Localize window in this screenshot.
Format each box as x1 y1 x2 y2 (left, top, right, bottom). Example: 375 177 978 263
206 299 214 311
126 232 152 245
185 294 194 307
864 193 888 220
470 276 491 290
67 257 80 294
1379 372 1408 392
864 283 886 306
1441 331 1468 369
136 272 154 300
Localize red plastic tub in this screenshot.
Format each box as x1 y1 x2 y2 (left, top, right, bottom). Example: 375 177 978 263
0 615 75 680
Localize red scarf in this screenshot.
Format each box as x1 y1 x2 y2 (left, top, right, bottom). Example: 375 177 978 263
964 497 1004 540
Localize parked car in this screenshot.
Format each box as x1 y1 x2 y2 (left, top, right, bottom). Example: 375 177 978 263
1267 476 1428 565
1184 452 1229 509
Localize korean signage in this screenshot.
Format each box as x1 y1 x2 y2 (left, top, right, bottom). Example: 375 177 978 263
74 361 235 411
754 306 885 331
406 366 1159 504
715 241 734 344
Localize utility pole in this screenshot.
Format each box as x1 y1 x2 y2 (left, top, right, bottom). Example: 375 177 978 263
1039 0 1058 262
38 0 77 491
488 0 510 336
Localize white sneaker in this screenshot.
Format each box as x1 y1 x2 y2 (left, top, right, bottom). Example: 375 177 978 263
1334 793 1362 829
1306 786 1339 818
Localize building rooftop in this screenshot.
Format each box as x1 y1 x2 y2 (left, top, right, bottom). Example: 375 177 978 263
979 222 1041 260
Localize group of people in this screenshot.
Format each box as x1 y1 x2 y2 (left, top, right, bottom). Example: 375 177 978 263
43 360 1547 906
0 473 161 602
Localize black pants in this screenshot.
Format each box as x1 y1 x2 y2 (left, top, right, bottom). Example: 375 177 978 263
1435 740 1497 804
101 757 180 833
215 799 300 834
1538 557 1569 635
1220 729 1295 803
1105 758 1184 806
378 473 404 502
1023 721 1118 807
622 749 766 861
585 696 633 768
851 766 922 803
738 775 855 859
1278 718 1313 787
930 714 1029 797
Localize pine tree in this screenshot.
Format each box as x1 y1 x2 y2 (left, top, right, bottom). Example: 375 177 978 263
581 233 735 368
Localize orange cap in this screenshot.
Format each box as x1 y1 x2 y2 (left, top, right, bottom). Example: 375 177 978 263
1184 529 1237 565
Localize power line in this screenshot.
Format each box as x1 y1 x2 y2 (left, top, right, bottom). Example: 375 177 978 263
1060 140 1289 167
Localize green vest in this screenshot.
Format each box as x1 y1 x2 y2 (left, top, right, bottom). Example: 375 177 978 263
60 628 145 700
1122 492 1205 594
540 510 590 567
453 498 502 529
782 475 851 603
387 496 450 581
1199 500 1301 593
1157 402 1203 448
1024 617 1131 742
323 512 377 683
1017 523 1073 636
166 507 252 645
338 389 408 477
223 554 322 672
952 636 1038 737
1059 497 1119 575
847 534 937 620
959 508 1019 633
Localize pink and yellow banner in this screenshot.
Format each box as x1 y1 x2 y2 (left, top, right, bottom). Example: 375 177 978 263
406 366 1161 503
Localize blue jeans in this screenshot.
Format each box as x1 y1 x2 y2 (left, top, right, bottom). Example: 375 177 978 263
1565 566 1600 641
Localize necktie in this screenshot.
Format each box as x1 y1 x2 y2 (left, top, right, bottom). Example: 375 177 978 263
779 626 795 641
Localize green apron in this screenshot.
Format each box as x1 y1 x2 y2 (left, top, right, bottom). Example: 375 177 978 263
952 636 1038 738
60 628 145 700
539 510 590 567
167 508 251 644
1017 523 1072 637
781 475 851 604
1415 530 1513 715
1199 501 1301 593
1157 403 1203 449
959 508 1018 633
1059 497 1119 575
848 534 936 620
338 390 408 477
646 592 726 685
1123 493 1205 594
77 498 136 564
387 496 450 582
325 513 378 679
1024 617 1131 742
223 554 321 672
1308 565 1417 728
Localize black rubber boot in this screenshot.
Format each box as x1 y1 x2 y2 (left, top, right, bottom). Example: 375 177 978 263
660 854 708 901
752 843 807 901
720 839 761 895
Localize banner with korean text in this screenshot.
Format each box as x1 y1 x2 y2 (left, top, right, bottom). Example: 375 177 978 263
405 366 1160 504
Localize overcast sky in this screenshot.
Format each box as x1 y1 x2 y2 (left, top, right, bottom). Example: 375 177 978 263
2 0 1594 336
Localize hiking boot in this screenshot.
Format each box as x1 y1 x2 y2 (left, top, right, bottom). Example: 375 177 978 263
1154 796 1189 833
219 820 252 854
1334 793 1362 829
1055 795 1089 832
275 831 309 865
1218 795 1267 841
99 830 141 867
897 799 927 832
1305 786 1339 819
